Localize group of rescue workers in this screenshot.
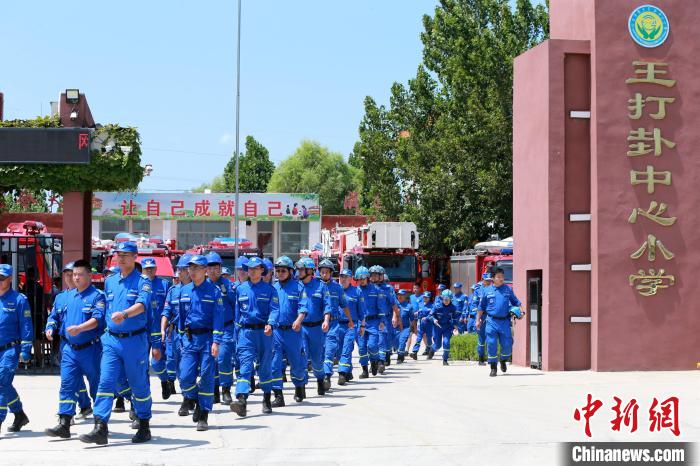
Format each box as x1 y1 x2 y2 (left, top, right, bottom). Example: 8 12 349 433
0 241 523 445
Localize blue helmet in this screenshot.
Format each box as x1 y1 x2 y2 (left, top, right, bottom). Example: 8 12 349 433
221 267 232 276
262 258 274 274
422 291 432 298
437 284 447 291
205 252 223 265
235 256 249 271
246 256 265 269
384 273 391 282
354 266 370 280
275 256 295 269
302 257 316 269
397 289 408 295
453 282 463 289
482 273 493 282
339 268 353 277
318 259 335 271
441 289 453 300
62 262 75 273
176 254 193 269
368 265 382 275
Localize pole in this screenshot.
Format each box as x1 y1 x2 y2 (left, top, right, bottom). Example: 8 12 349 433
233 0 242 261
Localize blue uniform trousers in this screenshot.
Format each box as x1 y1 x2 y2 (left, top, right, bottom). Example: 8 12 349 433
179 333 215 412
324 322 347 377
93 332 152 423
271 328 307 389
57 343 101 416
0 346 22 423
357 320 380 366
431 325 453 361
235 328 273 396
61 339 92 409
486 317 512 363
302 325 326 381
477 320 487 358
338 326 358 373
217 326 236 388
467 316 477 334
150 345 168 382
165 331 181 381
412 319 433 353
397 327 412 356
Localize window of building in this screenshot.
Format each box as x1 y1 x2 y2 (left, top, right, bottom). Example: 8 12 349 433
279 221 308 262
100 219 128 240
132 219 150 236
177 221 230 250
257 221 274 257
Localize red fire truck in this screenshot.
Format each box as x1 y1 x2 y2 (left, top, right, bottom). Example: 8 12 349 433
104 233 178 282
450 236 514 290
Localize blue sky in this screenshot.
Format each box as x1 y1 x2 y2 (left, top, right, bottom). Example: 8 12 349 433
2 1 540 193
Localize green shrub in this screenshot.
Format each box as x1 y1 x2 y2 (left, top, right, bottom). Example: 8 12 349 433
449 333 479 361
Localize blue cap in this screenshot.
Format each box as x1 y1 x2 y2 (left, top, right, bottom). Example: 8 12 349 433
235 256 249 270
115 241 138 253
221 267 232 275
422 291 432 298
437 284 447 290
397 289 408 295
106 266 120 275
246 256 264 269
453 282 463 288
205 252 223 265
339 268 353 277
141 258 157 269
188 255 208 266
482 273 493 281
263 258 274 273
0 264 13 278
62 262 75 272
176 254 193 268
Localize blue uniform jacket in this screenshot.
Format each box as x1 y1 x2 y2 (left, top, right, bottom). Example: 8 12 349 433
322 279 347 320
62 285 105 345
212 277 236 327
301 278 331 323
235 279 280 327
0 289 34 356
452 292 467 316
178 279 224 343
478 285 521 318
162 283 183 329
431 301 458 327
46 289 72 337
359 284 381 319
273 279 306 326
398 300 415 329
376 283 397 317
409 293 422 314
342 285 365 323
104 269 159 348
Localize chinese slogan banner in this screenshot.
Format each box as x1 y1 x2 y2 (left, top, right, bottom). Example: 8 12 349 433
92 192 321 222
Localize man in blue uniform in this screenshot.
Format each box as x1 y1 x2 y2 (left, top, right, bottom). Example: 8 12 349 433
270 256 308 406
395 290 415 363
262 258 275 284
337 268 365 385
141 258 171 401
463 283 480 334
355 266 382 378
409 292 434 360
45 262 93 420
0 264 33 437
205 252 236 406
381 272 401 367
452 283 467 335
430 290 459 365
230 257 279 417
294 258 331 395
177 255 224 431
473 274 492 366
79 242 159 445
163 254 192 401
319 259 353 391
477 268 524 377
371 266 399 372
45 260 105 438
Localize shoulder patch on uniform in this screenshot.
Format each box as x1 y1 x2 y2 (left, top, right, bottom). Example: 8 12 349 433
142 283 152 292
217 298 223 305
24 310 31 317
96 301 105 309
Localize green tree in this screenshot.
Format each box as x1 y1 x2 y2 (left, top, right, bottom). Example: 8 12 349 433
268 140 359 215
223 136 274 192
352 0 548 255
192 175 226 193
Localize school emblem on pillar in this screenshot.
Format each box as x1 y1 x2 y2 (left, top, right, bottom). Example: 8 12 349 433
629 5 670 48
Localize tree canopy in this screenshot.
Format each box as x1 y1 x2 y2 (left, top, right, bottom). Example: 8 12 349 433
223 136 274 192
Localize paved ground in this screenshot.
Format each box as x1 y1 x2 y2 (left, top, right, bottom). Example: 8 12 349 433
1 347 698 466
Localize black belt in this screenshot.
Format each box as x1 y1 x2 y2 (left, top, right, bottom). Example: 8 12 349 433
365 315 381 321
302 319 323 328
241 323 266 330
0 340 20 352
108 328 146 338
488 315 510 321
69 337 101 351
224 320 234 327
186 327 212 336
277 324 293 330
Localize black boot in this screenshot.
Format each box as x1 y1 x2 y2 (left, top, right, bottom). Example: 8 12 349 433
230 395 247 417
421 349 429 356
45 414 72 438
77 406 93 420
443 360 449 366
500 360 508 373
370 361 378 376
323 375 331 391
131 418 151 443
307 361 312 372
79 417 108 445
178 398 192 417
385 352 391 366
192 402 201 423
409 352 417 360
337 372 347 386
128 404 136 421
161 380 171 400
168 380 177 394
113 397 125 413
360 365 369 379
282 369 288 383
427 348 435 360
478 355 486 366
250 375 256 394
271 389 285 408
317 379 325 396
221 387 233 405
262 392 272 414
214 385 221 404
397 354 405 364
7 410 29 432
489 363 498 377
346 371 354 381
196 411 209 431
131 418 140 430
378 361 386 374
294 386 304 403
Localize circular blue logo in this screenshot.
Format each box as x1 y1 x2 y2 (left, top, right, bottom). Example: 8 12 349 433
629 5 670 48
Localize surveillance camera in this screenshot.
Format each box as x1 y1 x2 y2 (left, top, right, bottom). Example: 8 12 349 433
70 110 78 120
103 144 114 153
144 163 153 176
120 146 132 155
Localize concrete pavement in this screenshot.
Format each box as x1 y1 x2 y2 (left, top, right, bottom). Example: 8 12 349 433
1 350 698 466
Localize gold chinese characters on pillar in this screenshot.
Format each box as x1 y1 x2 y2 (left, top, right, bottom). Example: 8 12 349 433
625 61 677 297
